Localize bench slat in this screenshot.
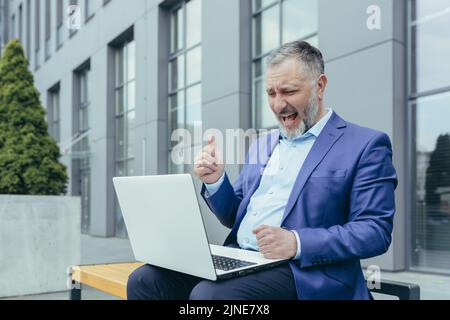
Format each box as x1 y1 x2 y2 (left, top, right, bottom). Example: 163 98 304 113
71 262 144 300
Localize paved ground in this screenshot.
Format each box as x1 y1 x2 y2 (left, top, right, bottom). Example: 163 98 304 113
2 235 450 300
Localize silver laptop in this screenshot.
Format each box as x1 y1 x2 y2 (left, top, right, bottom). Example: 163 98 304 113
113 174 288 281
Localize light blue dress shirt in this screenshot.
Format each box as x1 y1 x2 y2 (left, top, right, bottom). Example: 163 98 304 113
205 109 333 260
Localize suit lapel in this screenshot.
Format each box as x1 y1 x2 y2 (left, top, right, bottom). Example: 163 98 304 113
281 112 346 223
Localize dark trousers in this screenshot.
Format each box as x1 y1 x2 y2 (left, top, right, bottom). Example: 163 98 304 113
127 262 297 300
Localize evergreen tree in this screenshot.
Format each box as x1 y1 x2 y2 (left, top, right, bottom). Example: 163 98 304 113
0 39 68 195
425 134 450 207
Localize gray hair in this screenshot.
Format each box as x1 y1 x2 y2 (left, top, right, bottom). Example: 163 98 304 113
266 41 325 82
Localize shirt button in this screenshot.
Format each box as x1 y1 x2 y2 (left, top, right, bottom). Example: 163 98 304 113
252 211 258 216
268 191 274 195
244 238 249 244
280 167 284 171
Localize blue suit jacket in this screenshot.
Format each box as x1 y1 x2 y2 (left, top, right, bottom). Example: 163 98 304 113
200 111 397 300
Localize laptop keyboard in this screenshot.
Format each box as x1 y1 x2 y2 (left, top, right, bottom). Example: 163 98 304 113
212 255 257 271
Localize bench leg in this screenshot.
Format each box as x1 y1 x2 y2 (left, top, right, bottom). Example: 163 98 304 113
70 284 81 300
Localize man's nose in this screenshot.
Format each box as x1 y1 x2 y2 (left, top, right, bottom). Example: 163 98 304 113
273 96 288 112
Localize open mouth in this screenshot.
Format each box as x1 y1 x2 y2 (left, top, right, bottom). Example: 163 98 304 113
280 112 299 127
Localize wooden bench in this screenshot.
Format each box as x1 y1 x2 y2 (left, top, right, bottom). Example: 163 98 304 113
70 262 144 300
69 262 420 300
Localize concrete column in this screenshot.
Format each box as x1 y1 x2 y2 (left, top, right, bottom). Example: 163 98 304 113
200 0 252 244
319 0 407 271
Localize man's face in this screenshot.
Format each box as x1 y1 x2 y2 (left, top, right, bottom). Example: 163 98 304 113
266 58 319 138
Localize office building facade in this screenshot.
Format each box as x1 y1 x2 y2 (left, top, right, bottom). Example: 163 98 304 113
1 0 449 274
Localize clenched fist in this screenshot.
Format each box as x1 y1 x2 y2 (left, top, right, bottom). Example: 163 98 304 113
194 136 225 184
253 225 298 259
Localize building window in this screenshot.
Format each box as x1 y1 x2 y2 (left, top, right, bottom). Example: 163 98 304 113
409 0 450 273
73 66 92 234
11 14 15 39
45 0 51 60
48 85 61 142
35 0 41 69
252 0 318 129
114 39 136 237
69 0 79 37
18 5 23 42
85 0 95 21
56 0 63 48
26 0 31 58
168 0 202 174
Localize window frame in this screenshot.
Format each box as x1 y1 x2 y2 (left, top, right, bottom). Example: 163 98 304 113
167 0 202 174
407 0 450 274
251 0 319 130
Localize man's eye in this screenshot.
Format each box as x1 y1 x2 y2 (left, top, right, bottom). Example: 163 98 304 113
285 91 297 95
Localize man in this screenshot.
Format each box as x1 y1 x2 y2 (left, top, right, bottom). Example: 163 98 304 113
127 41 397 300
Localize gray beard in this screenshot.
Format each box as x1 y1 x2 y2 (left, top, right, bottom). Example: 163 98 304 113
278 91 319 140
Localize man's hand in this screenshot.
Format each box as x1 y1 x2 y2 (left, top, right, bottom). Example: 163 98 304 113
253 225 297 259
194 135 225 184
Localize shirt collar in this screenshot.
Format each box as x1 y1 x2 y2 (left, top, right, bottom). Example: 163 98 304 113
280 108 333 141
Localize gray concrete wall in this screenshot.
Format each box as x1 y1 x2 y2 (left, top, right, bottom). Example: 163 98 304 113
0 195 80 298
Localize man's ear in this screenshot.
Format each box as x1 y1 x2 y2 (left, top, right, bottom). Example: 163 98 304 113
317 74 328 101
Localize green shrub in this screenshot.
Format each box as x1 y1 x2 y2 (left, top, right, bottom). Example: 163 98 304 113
0 39 68 195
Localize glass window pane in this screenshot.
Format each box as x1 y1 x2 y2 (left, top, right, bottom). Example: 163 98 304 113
126 111 135 159
54 121 60 142
127 40 135 81
169 55 185 91
169 91 185 149
255 79 277 128
115 47 124 86
126 81 136 111
186 0 201 48
171 7 183 53
116 86 124 115
186 84 202 138
254 5 280 56
411 2 450 93
53 94 60 121
86 70 90 103
116 117 125 160
79 136 89 152
254 0 277 11
254 56 268 79
86 0 94 16
169 161 185 174
282 0 318 43
79 107 89 131
116 161 125 177
169 90 185 111
126 159 135 176
80 73 86 104
169 110 185 150
412 91 450 270
414 0 450 20
186 46 201 85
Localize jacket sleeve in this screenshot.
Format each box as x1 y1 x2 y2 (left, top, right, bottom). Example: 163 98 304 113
296 132 398 268
201 172 244 229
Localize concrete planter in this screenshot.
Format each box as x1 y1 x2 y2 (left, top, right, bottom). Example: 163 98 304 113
0 195 81 298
